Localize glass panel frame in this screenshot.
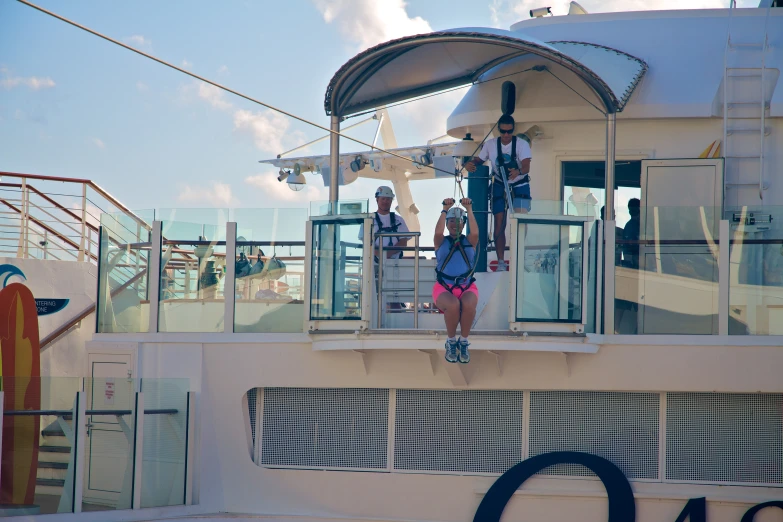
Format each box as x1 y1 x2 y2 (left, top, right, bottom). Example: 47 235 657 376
308 215 372 323
513 217 588 324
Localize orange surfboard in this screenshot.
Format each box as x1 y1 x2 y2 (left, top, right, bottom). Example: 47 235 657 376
0 283 41 506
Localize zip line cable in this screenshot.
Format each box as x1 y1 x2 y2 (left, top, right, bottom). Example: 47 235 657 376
14 0 462 179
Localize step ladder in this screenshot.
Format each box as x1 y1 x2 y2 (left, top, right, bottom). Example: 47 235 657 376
722 3 773 206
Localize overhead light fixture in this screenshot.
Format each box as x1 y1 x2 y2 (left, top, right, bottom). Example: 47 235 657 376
350 155 367 173
277 169 289 182
287 169 306 191
293 163 302 175
530 6 552 17
418 149 433 167
568 1 588 14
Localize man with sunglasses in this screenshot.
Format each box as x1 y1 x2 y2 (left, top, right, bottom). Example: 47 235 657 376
465 114 532 272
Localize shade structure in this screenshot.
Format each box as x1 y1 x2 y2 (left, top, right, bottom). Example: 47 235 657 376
325 27 647 117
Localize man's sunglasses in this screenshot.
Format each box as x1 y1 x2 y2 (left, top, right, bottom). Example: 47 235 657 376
498 128 514 134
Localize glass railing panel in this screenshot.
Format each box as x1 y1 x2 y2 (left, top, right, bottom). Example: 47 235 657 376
233 208 307 333
82 377 137 512
310 199 369 217
614 205 720 334
0 377 81 516
514 219 585 322
158 208 228 242
310 217 367 320
97 225 151 333
158 239 226 333
727 207 783 335
139 378 189 508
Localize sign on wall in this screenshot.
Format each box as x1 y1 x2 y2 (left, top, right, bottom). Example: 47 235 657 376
475 451 783 522
0 264 69 316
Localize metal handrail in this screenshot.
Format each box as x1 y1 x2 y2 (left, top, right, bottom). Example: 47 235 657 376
376 231 421 329
0 171 152 231
4 408 178 416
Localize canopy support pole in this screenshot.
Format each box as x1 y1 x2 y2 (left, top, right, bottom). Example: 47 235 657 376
604 111 616 220
329 115 340 214
603 111 617 335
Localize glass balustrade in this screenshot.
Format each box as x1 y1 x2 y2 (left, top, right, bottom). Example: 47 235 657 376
613 205 722 335
727 206 783 335
97 211 154 333
233 208 307 333
0 377 191 517
157 209 228 333
93 202 783 337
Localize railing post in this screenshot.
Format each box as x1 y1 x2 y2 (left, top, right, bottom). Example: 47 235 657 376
78 183 87 262
17 178 27 258
148 221 162 333
413 235 419 329
131 392 144 510
185 391 196 505
719 220 730 335
603 221 616 335
225 223 237 333
72 391 86 513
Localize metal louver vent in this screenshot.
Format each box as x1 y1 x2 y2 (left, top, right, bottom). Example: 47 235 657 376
666 393 783 484
261 387 389 469
394 390 524 474
529 391 660 479
247 388 258 446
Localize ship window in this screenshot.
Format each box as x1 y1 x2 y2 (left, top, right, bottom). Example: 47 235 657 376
562 160 641 228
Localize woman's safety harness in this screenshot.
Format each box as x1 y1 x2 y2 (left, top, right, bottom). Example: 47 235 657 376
436 234 476 294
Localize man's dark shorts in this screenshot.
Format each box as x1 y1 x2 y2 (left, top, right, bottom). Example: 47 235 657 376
491 179 532 214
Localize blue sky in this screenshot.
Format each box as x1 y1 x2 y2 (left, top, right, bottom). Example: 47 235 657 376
0 0 745 232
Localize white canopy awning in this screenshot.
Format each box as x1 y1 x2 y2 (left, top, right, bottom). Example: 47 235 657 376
324 27 647 117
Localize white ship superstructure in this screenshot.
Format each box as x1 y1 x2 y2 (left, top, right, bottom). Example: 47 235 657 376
1 2 783 522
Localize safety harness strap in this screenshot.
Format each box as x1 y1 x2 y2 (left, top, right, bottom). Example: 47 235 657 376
436 235 476 293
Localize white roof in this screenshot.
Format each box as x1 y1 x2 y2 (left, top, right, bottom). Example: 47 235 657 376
324 27 647 116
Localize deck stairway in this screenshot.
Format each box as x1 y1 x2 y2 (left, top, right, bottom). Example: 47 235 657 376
36 418 72 497
722 3 774 207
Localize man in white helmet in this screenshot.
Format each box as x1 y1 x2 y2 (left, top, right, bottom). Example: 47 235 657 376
359 185 409 262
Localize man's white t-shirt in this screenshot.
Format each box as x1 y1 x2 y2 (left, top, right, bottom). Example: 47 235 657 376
359 212 409 259
478 136 532 186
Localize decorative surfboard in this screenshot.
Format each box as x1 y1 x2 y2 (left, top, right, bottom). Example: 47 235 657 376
0 283 41 507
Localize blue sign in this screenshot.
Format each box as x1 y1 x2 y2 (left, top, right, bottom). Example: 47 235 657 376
0 264 69 316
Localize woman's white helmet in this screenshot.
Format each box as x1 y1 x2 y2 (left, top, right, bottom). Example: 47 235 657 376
446 207 466 223
375 186 395 199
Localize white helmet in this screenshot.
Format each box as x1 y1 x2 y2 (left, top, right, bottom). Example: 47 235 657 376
375 186 394 199
446 207 466 223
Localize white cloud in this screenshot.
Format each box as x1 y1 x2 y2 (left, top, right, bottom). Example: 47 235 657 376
218 65 229 74
178 181 237 207
233 109 305 155
490 0 725 25
311 0 431 50
245 172 328 203
0 72 55 91
91 138 105 149
181 59 193 69
136 81 149 92
198 82 232 110
124 35 151 49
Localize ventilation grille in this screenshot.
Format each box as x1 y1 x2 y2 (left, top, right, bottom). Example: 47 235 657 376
666 393 783 484
261 388 389 469
247 388 258 446
529 391 660 479
394 390 523 474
